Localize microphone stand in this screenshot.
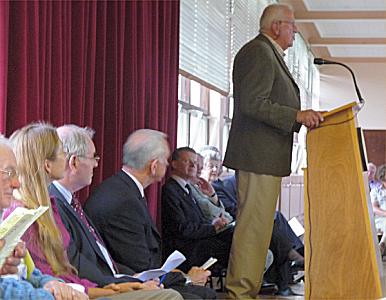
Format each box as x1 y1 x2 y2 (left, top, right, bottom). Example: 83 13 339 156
313 58 365 105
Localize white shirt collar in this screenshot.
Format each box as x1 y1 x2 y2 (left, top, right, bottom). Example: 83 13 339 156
262 33 285 57
52 181 73 205
121 168 145 197
171 174 190 193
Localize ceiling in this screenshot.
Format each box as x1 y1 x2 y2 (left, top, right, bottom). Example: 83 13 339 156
281 0 386 63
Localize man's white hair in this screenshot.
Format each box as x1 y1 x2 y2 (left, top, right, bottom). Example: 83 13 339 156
259 4 293 32
123 129 168 170
57 124 95 158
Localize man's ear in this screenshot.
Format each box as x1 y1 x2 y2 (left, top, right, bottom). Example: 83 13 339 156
150 159 158 175
68 155 77 170
271 22 280 38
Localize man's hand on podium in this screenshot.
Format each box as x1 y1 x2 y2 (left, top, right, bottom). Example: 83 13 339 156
296 110 325 129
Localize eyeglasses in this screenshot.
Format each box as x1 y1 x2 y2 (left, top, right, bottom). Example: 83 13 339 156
277 20 296 27
0 168 18 179
78 154 100 162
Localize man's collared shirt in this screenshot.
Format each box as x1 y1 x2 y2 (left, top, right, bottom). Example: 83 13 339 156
262 33 285 57
52 181 117 275
121 168 145 198
171 174 190 194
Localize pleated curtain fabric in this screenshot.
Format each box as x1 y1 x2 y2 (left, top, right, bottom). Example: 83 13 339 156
0 0 180 223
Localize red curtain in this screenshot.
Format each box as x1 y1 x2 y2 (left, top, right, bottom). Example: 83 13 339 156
1 0 179 222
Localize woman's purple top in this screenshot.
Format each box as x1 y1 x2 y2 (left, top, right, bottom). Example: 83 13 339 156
3 198 97 291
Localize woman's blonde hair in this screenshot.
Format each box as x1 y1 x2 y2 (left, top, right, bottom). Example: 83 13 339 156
11 122 74 275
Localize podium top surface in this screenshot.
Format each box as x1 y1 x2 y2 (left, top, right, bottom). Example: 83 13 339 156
322 101 357 118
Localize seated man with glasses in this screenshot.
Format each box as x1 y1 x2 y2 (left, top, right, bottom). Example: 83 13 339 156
49 125 183 300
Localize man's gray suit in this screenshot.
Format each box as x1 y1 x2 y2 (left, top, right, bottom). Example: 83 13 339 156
224 34 301 176
223 34 301 298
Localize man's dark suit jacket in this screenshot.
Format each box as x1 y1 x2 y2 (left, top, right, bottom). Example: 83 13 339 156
84 171 217 300
162 177 231 270
84 170 162 272
48 183 135 287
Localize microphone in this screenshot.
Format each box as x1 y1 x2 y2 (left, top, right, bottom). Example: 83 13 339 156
314 58 364 104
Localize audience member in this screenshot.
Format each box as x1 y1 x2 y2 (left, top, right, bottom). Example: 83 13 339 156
49 125 183 300
190 153 274 273
189 154 233 223
368 162 381 190
7 123 89 299
370 164 386 255
85 129 215 300
0 133 85 300
162 147 233 272
200 147 237 218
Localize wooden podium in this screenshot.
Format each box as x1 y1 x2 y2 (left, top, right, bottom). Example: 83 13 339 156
304 102 385 299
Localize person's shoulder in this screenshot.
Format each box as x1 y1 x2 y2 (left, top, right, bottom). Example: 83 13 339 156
162 177 178 189
90 172 124 197
87 172 140 211
162 178 185 200
238 35 273 53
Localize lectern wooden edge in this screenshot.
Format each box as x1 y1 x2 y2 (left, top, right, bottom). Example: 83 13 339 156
304 102 385 299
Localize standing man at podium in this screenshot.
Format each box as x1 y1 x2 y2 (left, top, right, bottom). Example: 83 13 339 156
223 3 323 299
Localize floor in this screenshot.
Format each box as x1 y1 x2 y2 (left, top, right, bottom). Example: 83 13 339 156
215 276 305 299
213 262 386 299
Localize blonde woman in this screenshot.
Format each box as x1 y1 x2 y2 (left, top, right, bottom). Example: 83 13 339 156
5 123 103 299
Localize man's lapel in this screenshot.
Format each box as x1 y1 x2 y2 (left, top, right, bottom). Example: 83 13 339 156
49 184 108 262
118 170 161 239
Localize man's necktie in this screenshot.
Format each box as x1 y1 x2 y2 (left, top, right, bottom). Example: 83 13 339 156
71 196 101 243
71 195 119 273
185 184 196 204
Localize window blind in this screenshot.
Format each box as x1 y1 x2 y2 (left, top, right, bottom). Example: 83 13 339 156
179 0 230 93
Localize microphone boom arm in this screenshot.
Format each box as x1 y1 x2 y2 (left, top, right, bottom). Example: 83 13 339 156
314 58 365 104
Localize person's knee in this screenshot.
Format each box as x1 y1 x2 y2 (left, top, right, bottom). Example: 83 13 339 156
163 289 184 300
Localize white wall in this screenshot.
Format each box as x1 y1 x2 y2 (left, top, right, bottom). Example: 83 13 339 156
318 62 386 130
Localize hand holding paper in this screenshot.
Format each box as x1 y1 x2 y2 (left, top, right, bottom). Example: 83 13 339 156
131 250 186 282
0 206 48 268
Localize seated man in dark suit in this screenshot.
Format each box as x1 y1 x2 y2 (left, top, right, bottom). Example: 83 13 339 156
85 129 216 300
162 147 233 272
49 124 183 300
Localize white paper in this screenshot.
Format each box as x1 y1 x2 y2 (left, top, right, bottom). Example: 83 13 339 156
131 250 186 282
217 220 236 233
0 206 48 268
288 217 305 237
200 257 217 270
